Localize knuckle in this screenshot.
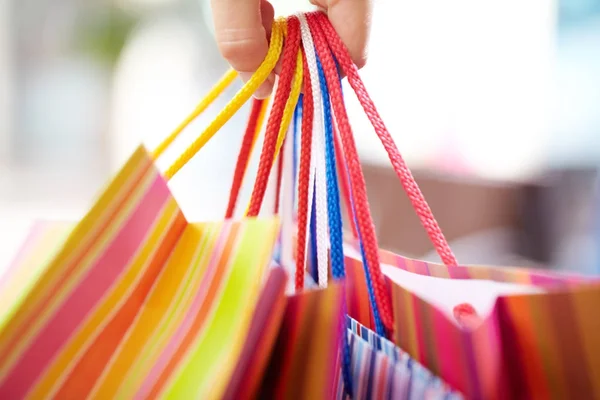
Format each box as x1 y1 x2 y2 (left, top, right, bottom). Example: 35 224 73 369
216 29 267 71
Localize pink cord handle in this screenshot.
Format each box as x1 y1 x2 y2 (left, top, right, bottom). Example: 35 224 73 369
313 12 458 267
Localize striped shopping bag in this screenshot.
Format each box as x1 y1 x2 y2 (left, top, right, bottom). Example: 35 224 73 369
307 11 600 399
0 145 287 399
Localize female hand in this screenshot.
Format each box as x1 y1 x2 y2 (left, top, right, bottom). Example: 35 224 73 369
210 0 373 98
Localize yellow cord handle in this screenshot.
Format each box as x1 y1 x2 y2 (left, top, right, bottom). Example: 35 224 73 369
163 19 286 180
151 69 237 160
242 50 303 216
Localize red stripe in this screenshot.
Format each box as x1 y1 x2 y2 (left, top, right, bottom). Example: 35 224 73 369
0 159 152 365
50 212 186 399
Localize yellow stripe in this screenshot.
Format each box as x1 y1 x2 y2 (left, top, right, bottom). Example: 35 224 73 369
0 164 161 378
163 19 285 180
28 199 182 399
151 70 238 160
0 147 151 348
88 223 217 399
111 223 220 398
160 218 280 398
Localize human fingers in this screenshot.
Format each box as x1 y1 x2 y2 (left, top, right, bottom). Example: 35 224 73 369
210 0 276 98
309 0 373 69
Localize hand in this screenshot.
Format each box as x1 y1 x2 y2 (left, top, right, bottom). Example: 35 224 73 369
210 0 373 99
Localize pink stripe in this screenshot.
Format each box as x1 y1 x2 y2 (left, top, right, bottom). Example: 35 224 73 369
135 222 233 398
413 260 430 276
0 174 170 399
432 304 459 392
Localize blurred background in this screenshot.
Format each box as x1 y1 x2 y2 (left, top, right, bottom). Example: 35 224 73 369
1 0 599 274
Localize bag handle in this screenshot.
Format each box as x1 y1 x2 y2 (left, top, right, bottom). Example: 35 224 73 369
333 121 359 238
246 17 304 216
297 13 331 289
153 19 285 180
151 69 238 160
313 12 457 267
225 98 269 218
294 54 315 290
306 12 395 330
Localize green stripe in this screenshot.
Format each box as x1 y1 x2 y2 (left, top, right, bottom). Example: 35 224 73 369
162 218 277 399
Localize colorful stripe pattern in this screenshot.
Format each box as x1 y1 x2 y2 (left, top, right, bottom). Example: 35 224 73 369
259 282 347 399
0 145 283 399
337 317 463 400
344 241 600 399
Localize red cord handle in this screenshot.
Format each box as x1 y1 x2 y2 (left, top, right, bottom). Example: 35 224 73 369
332 117 359 238
247 17 302 217
294 52 315 291
274 141 285 214
225 98 264 219
307 12 394 330
313 12 458 267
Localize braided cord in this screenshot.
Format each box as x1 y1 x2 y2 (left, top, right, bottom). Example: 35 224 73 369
294 55 314 290
307 12 394 331
247 17 302 216
151 69 237 160
315 12 457 266
298 13 329 289
164 19 285 180
225 98 266 218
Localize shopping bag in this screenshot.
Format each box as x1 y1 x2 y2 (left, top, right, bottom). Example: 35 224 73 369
304 12 600 399
341 243 600 399
231 13 464 400
0 19 299 399
341 317 463 400
0 144 287 399
0 15 364 400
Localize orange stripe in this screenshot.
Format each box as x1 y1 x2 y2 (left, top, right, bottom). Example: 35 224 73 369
48 211 186 399
146 223 242 398
0 148 152 363
572 286 600 398
505 296 551 399
25 202 184 399
88 223 218 399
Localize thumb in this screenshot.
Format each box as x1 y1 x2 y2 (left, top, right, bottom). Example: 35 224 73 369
211 0 276 98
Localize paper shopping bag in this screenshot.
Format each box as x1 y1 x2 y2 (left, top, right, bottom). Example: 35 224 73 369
302 11 600 399
257 282 348 399
0 146 285 399
342 243 600 399
339 317 463 400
